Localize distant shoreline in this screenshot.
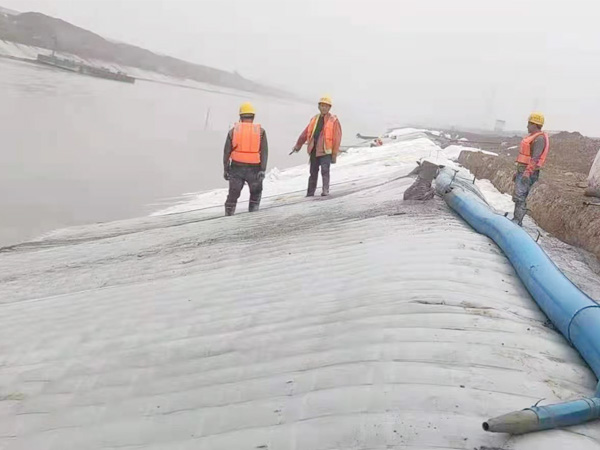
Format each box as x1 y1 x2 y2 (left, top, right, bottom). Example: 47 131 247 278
0 49 303 102
0 11 298 100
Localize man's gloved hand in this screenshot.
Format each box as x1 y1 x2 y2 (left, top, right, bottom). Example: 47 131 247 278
223 170 230 181
257 171 266 181
332 154 337 164
522 171 531 180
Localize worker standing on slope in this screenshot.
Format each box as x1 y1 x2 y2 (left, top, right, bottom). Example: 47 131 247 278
223 102 269 216
292 96 342 197
512 112 550 226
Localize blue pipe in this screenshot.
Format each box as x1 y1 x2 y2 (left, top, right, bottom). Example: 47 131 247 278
435 168 600 434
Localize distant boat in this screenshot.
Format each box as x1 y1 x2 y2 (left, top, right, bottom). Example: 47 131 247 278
36 54 135 84
356 133 378 140
36 53 80 72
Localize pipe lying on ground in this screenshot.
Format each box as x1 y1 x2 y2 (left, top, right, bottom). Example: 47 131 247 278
435 167 600 434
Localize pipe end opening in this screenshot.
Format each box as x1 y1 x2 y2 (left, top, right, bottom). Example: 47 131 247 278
482 422 490 431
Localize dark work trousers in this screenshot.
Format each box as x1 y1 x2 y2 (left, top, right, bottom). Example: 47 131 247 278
225 164 263 216
307 152 332 196
512 170 540 225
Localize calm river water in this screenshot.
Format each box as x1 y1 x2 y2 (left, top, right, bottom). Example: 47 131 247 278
0 58 366 245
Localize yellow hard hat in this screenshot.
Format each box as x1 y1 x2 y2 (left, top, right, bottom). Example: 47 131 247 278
528 112 545 127
318 96 333 106
239 102 256 116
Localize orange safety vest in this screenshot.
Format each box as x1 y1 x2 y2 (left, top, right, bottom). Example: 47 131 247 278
231 122 261 164
307 114 338 154
517 131 549 168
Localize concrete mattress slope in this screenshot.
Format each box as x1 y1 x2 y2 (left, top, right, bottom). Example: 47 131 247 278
1 148 600 449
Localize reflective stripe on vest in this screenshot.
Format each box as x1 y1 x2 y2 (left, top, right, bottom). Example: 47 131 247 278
517 131 550 168
231 122 261 164
307 114 338 154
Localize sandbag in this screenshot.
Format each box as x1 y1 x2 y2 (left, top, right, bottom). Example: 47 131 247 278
404 179 435 200
585 150 600 198
404 161 438 201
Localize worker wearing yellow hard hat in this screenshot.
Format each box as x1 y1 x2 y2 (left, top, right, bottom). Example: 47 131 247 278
318 96 333 106
223 102 269 216
512 111 550 226
527 112 545 127
291 95 342 197
238 102 256 116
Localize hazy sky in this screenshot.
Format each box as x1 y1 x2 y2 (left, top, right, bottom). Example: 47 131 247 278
4 0 600 134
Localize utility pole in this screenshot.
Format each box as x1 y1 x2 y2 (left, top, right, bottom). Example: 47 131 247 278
52 34 58 57
204 108 211 131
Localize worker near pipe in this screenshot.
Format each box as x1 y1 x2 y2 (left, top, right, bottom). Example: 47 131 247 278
223 102 269 216
291 96 342 197
512 112 550 226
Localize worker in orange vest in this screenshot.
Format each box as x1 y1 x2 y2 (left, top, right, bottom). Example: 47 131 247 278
223 102 269 216
370 137 383 147
292 96 342 196
512 112 550 226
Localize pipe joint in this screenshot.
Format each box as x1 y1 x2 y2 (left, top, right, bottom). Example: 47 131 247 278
484 398 600 434
567 305 600 344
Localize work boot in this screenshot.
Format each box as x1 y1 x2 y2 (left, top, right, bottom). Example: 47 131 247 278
512 201 526 226
321 174 330 196
249 202 260 213
225 204 236 216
